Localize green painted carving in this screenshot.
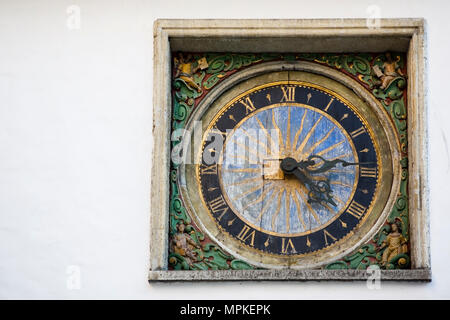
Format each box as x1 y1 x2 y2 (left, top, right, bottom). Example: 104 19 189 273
168 218 255 270
203 54 263 89
322 52 410 270
298 53 372 75
171 53 279 131
169 148 255 270
326 244 377 270
172 74 204 132
169 53 258 270
168 234 255 271
169 52 410 271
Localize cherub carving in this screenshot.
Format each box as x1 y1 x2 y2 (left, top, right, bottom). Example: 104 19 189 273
380 221 408 267
174 53 208 92
171 222 200 266
372 52 405 90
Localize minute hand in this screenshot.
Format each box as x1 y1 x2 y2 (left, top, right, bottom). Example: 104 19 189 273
304 155 374 174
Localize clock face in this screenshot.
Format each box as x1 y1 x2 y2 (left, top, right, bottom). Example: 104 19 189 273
179 68 396 268
197 82 380 256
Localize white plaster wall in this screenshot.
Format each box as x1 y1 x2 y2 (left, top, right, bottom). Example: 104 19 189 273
0 0 448 299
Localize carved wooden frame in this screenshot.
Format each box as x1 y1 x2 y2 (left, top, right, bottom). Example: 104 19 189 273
149 19 430 281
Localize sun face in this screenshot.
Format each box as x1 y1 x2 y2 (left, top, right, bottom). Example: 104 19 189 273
220 105 358 236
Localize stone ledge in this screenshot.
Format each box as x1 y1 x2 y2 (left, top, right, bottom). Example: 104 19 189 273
148 269 431 282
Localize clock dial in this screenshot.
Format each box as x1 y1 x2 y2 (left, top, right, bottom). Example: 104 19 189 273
197 82 379 255
221 105 358 235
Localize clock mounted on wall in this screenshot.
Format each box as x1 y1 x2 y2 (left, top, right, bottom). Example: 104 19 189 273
149 19 430 281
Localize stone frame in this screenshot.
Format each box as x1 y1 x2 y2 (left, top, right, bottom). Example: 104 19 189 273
149 19 430 281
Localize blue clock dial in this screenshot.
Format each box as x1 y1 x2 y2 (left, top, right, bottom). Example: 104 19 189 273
198 82 379 255
221 105 358 235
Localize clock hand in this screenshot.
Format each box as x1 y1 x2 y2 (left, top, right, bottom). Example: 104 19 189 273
280 157 337 207
304 154 374 174
292 154 373 206
308 179 337 207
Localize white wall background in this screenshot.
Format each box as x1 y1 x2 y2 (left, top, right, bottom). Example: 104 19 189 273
0 0 448 299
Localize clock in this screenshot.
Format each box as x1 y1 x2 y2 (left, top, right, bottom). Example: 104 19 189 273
150 19 430 281
180 66 398 269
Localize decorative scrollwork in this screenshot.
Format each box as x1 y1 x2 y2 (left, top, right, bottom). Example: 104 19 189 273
168 221 254 271
203 54 264 89
307 52 410 271
169 52 410 271
168 53 269 270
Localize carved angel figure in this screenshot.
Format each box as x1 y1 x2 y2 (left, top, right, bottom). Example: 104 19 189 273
380 222 408 266
174 53 208 92
171 223 200 266
372 52 405 90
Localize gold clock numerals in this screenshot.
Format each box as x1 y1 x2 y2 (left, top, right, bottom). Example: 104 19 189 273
200 164 218 175
360 166 377 178
240 96 256 115
208 195 229 220
237 225 256 247
324 97 334 112
346 200 367 219
281 237 296 254
323 230 337 246
280 86 296 102
211 126 227 140
350 126 366 138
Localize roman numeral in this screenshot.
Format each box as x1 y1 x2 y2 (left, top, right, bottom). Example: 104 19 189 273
323 230 337 246
280 86 296 102
211 127 227 139
237 225 256 246
346 201 367 219
200 164 217 175
281 238 296 254
240 97 256 115
360 166 377 178
324 97 334 112
350 126 366 138
208 195 228 220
